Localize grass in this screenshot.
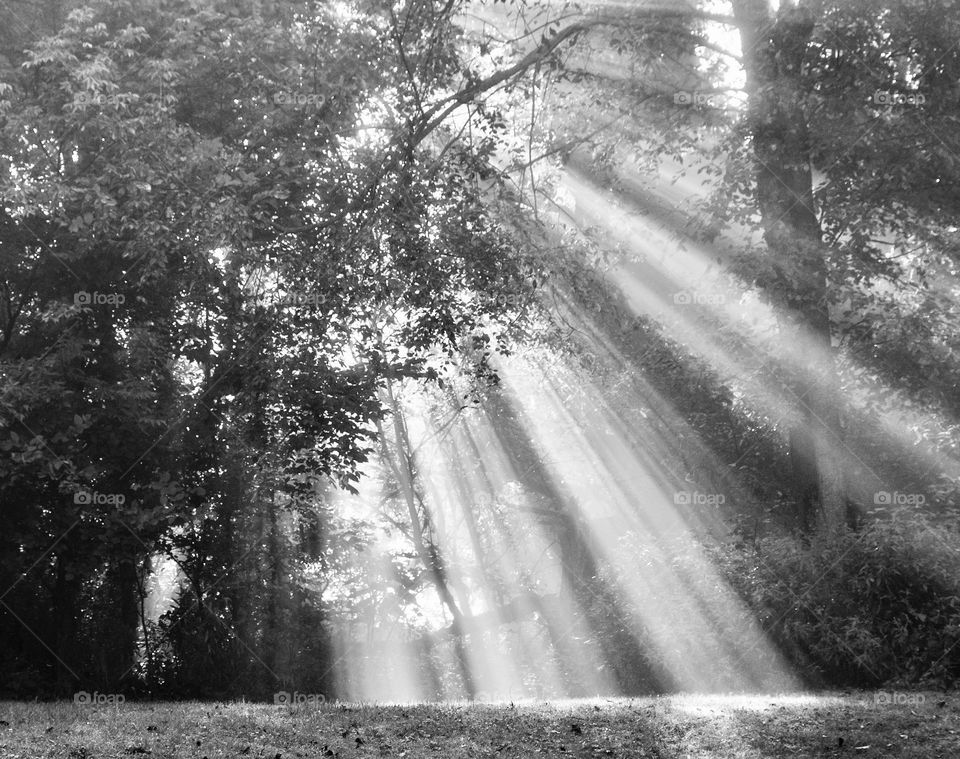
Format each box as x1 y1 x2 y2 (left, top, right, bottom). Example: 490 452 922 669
0 692 957 758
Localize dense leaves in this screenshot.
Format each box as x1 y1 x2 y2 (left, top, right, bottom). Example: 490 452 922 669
0 0 532 697
715 513 960 687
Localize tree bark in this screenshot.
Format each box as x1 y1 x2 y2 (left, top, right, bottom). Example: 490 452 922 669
377 379 476 697
52 552 80 696
732 0 846 535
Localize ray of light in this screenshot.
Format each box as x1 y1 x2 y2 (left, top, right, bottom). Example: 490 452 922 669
405 390 616 698
495 351 801 693
318 330 802 699
324 462 448 703
555 160 960 497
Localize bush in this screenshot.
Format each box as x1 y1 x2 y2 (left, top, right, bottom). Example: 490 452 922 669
713 513 960 687
582 533 794 693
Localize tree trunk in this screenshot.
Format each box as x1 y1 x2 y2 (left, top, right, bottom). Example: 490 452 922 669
106 558 140 689
52 553 80 696
265 487 282 687
732 0 846 536
377 379 476 697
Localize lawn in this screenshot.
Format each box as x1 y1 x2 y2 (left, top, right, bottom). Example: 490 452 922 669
0 692 956 758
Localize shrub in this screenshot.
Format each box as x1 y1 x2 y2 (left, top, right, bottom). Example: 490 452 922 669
712 513 960 687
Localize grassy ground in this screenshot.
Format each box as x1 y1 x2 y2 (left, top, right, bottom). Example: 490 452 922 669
0 692 956 758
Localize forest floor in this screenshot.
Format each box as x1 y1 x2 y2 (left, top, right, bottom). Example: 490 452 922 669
0 692 956 758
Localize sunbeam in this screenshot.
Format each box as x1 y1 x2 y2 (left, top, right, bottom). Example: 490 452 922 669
551 157 960 504
314 335 799 700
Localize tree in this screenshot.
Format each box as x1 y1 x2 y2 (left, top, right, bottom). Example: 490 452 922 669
0 0 539 696
467 0 960 535
730 0 846 534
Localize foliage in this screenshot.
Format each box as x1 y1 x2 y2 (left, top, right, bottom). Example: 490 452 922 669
713 513 960 687
0 0 535 698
